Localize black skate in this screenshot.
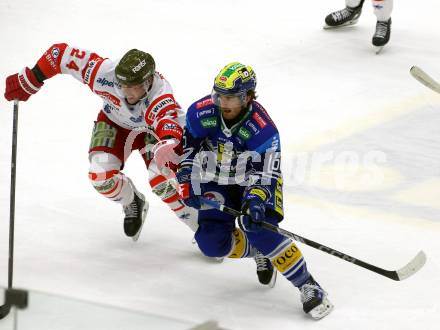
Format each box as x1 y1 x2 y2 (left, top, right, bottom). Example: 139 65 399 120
123 182 148 241
299 276 333 320
254 251 277 288
373 18 392 54
324 0 364 29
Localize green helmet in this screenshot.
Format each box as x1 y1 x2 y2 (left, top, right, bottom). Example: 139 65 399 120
115 49 155 86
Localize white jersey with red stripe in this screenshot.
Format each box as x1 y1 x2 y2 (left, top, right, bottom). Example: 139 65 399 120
36 43 184 138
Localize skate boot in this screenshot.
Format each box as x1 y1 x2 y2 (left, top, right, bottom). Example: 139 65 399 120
324 0 364 29
123 181 148 241
299 276 333 320
373 18 392 54
254 251 277 288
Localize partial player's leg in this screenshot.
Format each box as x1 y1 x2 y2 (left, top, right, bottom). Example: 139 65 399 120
324 0 365 29
194 185 277 286
254 250 277 287
227 226 277 287
245 217 334 320
88 112 148 240
372 0 393 52
147 162 198 232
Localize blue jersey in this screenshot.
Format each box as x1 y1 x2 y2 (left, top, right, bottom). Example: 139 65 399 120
181 95 284 220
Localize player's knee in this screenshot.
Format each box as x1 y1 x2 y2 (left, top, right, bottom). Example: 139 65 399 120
88 152 122 194
227 228 253 258
245 216 284 255
195 222 233 258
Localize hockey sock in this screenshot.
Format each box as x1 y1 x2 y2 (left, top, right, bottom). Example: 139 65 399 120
266 239 311 287
227 228 257 258
89 170 134 205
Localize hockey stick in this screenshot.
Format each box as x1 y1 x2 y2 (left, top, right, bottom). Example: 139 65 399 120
200 198 426 281
0 100 19 320
410 66 440 93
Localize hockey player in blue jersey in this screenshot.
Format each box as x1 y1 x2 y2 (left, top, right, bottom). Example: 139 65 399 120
175 62 334 319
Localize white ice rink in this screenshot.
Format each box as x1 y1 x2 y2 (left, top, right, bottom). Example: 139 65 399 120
1 0 440 329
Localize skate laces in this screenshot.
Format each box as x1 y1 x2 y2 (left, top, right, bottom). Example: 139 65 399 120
332 7 353 22
375 21 388 38
254 252 270 271
300 282 324 303
123 197 139 218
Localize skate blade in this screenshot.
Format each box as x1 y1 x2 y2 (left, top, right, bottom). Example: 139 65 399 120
375 46 384 54
268 270 277 288
259 269 277 288
323 19 359 30
132 201 149 242
308 297 334 320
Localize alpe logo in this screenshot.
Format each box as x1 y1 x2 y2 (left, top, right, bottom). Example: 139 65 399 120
96 77 114 87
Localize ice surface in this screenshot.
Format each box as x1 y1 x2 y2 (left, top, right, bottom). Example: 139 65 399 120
1 1 439 329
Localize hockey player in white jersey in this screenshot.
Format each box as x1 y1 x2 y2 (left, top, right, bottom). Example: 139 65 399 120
4 43 198 240
324 0 393 53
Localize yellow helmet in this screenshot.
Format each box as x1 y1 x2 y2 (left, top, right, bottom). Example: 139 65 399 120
213 62 256 97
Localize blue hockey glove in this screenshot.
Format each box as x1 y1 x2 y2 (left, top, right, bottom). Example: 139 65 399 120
239 189 267 232
176 167 202 210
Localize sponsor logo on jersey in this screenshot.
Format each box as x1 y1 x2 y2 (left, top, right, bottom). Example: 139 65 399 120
216 141 236 163
275 177 283 216
51 47 60 59
238 127 251 140
95 90 121 107
96 77 114 87
163 123 177 130
201 116 217 128
196 98 214 109
196 108 214 118
202 191 225 206
103 103 119 114
159 121 182 139
254 102 276 127
252 112 267 129
44 50 58 71
130 115 143 123
146 95 177 124
271 135 280 150
247 122 259 133
151 96 175 113
103 104 111 114
83 60 97 84
132 59 146 73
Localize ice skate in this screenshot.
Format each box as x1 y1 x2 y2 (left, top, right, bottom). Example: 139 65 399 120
254 251 277 288
123 180 148 241
324 0 364 29
299 276 333 320
373 18 392 54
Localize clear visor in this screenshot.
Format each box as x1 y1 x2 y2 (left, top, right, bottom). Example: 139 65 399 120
114 77 152 101
211 89 246 107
